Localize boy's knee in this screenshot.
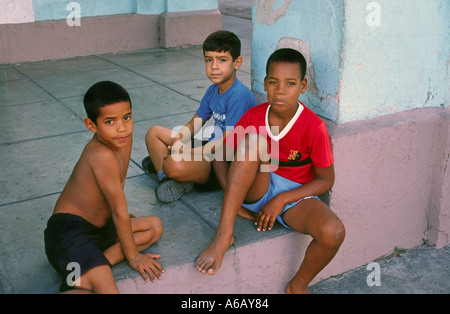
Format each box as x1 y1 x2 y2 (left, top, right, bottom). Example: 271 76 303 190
155 218 163 239
318 219 345 249
146 216 163 238
162 157 184 180
146 125 163 142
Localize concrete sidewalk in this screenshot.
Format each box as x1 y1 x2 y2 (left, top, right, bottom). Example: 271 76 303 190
1 4 449 294
0 12 290 294
310 243 450 294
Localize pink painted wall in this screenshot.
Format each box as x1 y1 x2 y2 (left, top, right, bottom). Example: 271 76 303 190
0 0 35 24
327 107 450 273
0 8 222 64
427 109 450 248
0 15 160 64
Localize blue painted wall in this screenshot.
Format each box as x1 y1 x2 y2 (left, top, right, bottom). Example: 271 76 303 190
166 0 218 12
339 0 449 123
252 0 345 122
136 0 166 15
33 0 136 21
33 0 219 21
252 0 449 123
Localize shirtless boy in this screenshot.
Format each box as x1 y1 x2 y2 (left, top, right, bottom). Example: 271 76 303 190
195 49 345 294
44 81 164 293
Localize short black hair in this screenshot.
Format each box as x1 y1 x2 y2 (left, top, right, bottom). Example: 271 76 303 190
83 81 131 124
266 48 307 80
203 30 241 61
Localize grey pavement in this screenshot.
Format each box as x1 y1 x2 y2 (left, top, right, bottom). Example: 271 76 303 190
0 1 449 294
310 243 450 294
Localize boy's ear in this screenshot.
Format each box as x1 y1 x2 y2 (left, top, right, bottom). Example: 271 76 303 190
300 77 308 94
84 117 97 133
233 56 243 70
263 76 268 92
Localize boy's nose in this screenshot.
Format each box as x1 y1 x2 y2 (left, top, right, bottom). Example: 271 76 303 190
276 85 285 94
117 121 126 132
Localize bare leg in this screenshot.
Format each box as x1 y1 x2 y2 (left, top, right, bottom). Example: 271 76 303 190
73 265 120 294
196 134 270 275
103 216 163 266
58 217 162 294
162 154 211 184
282 199 345 294
145 126 172 172
238 206 257 220
146 125 212 185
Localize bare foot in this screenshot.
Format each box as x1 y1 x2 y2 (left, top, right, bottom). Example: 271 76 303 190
286 280 311 294
238 206 257 221
196 234 234 275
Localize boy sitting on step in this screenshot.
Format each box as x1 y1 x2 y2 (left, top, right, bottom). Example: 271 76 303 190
196 48 345 294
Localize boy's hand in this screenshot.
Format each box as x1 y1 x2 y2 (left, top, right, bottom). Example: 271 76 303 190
169 140 187 156
129 253 164 282
255 196 285 232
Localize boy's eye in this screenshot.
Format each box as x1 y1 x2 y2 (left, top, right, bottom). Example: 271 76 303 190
124 116 132 121
106 120 113 125
288 82 296 86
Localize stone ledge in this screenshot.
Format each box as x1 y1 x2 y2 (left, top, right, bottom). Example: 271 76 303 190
0 14 159 64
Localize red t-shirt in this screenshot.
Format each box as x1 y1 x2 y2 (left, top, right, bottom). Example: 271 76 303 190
224 102 334 184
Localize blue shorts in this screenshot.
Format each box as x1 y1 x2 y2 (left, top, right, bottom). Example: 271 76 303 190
242 172 319 230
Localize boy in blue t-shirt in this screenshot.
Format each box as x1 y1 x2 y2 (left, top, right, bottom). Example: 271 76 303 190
143 30 257 203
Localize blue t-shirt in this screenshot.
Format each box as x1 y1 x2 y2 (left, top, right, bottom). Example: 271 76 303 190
196 78 257 141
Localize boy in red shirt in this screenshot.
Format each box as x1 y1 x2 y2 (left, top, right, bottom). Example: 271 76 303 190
196 48 345 294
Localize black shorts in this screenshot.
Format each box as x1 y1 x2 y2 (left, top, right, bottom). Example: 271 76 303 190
192 161 221 192
44 213 117 291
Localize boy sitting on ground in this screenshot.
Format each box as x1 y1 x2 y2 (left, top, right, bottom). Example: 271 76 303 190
44 81 164 294
142 30 257 203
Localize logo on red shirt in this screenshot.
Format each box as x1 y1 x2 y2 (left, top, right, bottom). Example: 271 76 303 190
288 150 302 162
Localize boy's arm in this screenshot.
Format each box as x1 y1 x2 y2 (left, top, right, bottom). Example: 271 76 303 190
91 150 161 281
170 114 205 147
90 150 138 257
189 129 230 158
255 164 335 231
169 114 207 160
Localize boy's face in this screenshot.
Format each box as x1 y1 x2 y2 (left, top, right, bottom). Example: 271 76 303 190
264 61 307 113
204 50 242 87
85 101 133 150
